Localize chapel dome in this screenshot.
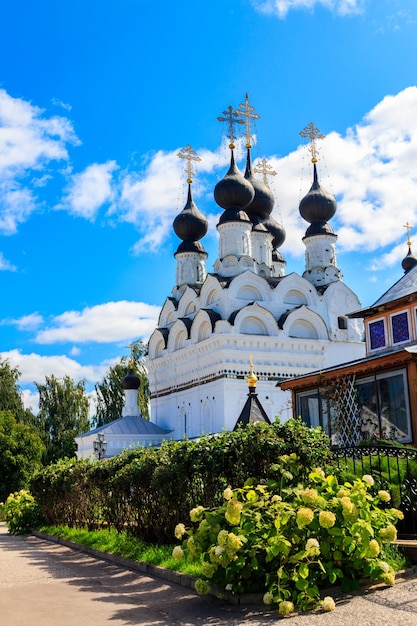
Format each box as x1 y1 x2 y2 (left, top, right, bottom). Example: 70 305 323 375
214 150 255 211
299 163 337 224
243 149 274 220
123 369 140 390
175 239 207 254
173 184 208 242
402 245 417 273
262 215 286 249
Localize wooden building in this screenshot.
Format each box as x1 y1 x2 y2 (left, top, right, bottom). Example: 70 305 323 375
280 240 417 446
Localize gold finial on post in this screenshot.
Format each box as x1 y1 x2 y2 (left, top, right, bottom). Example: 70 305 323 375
217 104 244 149
404 221 413 247
235 93 260 149
246 354 258 388
299 122 325 163
254 158 277 187
125 343 135 369
177 144 201 184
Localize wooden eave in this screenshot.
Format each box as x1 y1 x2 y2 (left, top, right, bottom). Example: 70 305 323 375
280 349 417 394
349 293 417 319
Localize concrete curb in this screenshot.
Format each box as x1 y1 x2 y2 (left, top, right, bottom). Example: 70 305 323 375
32 530 417 607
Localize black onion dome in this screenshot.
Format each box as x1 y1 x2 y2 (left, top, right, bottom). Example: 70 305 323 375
175 240 207 254
402 245 417 273
123 368 140 390
272 249 286 263
304 221 335 238
173 184 208 242
252 221 268 232
217 206 251 225
214 150 255 210
299 163 337 224
244 149 274 220
262 215 286 249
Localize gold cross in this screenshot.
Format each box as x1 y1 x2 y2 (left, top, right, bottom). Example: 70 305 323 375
299 122 325 163
254 158 277 186
217 104 244 149
177 144 201 184
404 221 413 246
125 343 135 368
235 93 260 148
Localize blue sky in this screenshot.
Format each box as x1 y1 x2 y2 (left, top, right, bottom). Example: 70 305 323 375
1 0 417 413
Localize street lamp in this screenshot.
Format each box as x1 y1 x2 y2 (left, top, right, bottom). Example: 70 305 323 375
93 432 107 460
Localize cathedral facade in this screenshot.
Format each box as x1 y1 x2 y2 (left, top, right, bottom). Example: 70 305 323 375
146 99 365 440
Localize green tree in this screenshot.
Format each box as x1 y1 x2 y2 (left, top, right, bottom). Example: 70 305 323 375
0 411 45 502
93 340 149 428
0 359 26 421
35 375 90 464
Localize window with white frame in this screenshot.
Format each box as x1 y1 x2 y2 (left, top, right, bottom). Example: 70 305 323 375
355 370 411 442
368 318 386 351
391 310 410 345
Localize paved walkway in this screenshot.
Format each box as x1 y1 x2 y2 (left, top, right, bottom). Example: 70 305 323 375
1 523 417 625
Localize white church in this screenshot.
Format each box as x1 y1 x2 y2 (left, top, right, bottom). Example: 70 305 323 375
146 97 365 441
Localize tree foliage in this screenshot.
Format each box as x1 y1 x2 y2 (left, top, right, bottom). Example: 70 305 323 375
0 411 45 501
0 358 27 422
93 340 149 427
35 375 90 464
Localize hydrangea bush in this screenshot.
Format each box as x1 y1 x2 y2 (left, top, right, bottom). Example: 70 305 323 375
4 489 43 535
173 454 403 614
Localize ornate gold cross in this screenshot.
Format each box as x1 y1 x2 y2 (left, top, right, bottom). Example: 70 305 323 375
404 221 413 246
125 343 135 368
177 144 201 184
299 122 325 163
217 104 244 149
236 93 260 149
254 158 277 186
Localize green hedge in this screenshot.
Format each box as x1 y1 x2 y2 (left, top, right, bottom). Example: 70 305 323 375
31 419 331 543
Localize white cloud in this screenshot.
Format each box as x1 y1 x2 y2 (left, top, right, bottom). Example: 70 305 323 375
1 348 108 386
34 300 161 344
60 161 118 220
51 98 72 112
0 89 79 234
0 251 17 271
6 313 44 330
251 0 365 18
21 388 40 415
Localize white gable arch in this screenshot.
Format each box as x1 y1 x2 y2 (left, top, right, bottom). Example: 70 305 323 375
177 286 199 318
280 306 328 340
190 309 220 343
148 328 169 359
273 273 317 309
158 298 178 328
148 330 167 359
228 270 271 302
283 289 308 306
200 275 223 308
322 280 362 313
167 319 190 352
233 303 278 336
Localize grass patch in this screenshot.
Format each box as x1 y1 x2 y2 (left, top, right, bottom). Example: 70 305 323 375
40 525 203 577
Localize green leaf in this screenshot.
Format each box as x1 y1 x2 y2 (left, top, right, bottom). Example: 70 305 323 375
295 579 309 591
299 563 309 579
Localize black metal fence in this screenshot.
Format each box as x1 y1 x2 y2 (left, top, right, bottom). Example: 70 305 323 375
331 445 417 539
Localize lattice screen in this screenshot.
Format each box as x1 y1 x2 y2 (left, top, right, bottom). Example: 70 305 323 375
331 374 361 447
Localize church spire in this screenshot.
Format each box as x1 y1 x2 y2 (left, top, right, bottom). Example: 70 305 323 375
402 222 417 273
299 122 341 288
172 145 208 288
